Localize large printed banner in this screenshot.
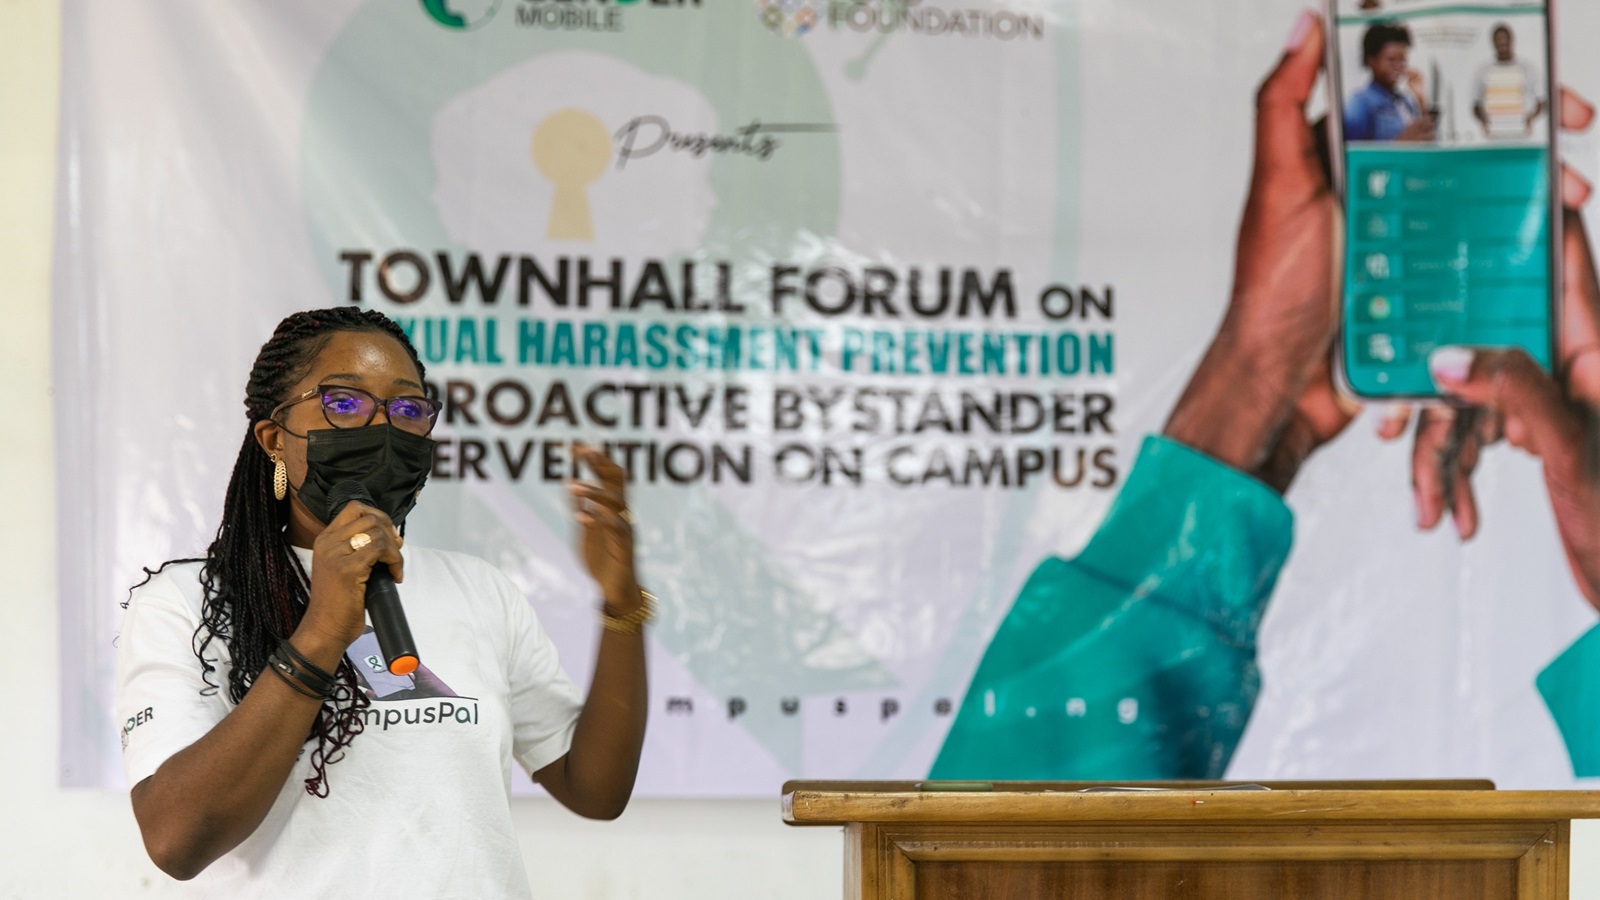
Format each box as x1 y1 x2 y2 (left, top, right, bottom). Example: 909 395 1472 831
56 0 1600 794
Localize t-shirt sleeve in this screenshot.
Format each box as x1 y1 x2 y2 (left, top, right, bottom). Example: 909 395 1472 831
114 567 234 787
1344 92 1374 141
497 573 584 777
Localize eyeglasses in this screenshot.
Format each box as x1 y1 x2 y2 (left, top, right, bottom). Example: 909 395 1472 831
270 384 440 437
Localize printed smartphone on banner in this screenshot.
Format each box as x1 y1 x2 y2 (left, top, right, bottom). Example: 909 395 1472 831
347 630 415 699
1325 0 1560 399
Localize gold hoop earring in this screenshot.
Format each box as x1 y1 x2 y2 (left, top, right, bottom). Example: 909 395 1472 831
272 455 288 501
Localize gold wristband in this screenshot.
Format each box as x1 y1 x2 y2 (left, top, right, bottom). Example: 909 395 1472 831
601 590 656 635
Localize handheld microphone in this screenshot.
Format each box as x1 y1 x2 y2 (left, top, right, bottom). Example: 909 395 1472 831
328 480 420 677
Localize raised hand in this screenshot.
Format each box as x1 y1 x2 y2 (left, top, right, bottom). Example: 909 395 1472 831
567 443 643 614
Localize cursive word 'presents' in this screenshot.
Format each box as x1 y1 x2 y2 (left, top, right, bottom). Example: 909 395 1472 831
613 117 830 170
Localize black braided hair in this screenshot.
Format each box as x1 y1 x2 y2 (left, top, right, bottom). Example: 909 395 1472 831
194 306 427 797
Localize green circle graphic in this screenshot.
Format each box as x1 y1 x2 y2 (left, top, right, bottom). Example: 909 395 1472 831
420 0 505 31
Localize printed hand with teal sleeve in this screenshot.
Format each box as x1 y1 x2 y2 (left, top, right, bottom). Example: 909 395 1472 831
930 435 1293 780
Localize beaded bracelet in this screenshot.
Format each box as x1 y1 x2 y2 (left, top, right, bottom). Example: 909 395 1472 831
601 590 657 635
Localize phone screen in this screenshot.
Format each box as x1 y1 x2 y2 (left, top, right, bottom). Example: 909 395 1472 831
1328 0 1557 398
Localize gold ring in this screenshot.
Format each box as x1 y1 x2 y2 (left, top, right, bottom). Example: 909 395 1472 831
620 508 635 525
349 532 373 552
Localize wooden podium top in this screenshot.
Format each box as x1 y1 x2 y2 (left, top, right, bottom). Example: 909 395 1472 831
782 780 1600 826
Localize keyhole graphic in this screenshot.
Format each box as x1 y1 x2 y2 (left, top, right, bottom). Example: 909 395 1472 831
531 109 612 241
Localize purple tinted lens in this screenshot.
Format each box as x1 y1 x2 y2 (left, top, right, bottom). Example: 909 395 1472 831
321 388 375 424
388 397 428 420
386 396 437 433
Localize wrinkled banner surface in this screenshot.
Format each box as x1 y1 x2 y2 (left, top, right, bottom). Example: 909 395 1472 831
56 0 1600 794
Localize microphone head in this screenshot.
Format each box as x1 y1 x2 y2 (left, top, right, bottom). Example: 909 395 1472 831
327 480 376 519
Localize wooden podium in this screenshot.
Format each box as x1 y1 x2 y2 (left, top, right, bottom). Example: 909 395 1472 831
783 781 1600 899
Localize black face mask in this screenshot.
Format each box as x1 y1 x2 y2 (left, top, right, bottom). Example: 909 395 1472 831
295 425 436 527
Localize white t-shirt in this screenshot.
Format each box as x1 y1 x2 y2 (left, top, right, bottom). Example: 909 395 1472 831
115 545 584 899
1474 59 1541 137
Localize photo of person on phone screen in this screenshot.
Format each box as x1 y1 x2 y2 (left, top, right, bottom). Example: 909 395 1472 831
1474 23 1548 139
1343 21 1435 142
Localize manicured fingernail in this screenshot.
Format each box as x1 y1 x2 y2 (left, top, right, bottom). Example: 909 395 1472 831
1284 9 1315 52
1429 346 1474 385
1563 167 1593 209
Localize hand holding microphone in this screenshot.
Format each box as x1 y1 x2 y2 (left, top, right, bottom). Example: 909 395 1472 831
326 480 419 675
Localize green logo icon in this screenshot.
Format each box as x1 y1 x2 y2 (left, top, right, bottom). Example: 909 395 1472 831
421 0 504 30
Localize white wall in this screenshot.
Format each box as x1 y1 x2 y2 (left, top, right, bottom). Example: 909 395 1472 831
0 2 1594 897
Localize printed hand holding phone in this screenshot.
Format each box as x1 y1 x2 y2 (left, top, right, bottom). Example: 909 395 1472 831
1379 86 1596 542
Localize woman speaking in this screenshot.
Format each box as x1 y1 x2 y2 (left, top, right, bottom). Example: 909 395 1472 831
115 307 649 896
